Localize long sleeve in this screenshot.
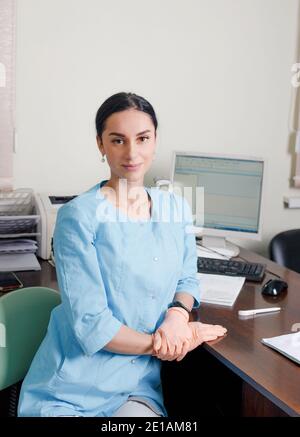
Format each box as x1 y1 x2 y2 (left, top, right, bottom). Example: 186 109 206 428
174 196 200 308
53 202 122 356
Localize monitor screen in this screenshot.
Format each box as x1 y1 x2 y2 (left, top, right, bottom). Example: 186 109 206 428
172 153 264 235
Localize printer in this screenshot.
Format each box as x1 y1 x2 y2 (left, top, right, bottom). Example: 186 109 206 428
35 193 77 260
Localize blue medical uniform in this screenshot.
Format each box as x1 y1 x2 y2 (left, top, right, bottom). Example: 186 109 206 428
18 180 200 417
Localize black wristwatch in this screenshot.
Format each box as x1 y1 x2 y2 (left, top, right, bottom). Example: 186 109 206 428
168 300 191 315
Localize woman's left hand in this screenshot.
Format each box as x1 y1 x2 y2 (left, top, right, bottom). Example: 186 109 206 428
152 322 227 361
176 322 227 361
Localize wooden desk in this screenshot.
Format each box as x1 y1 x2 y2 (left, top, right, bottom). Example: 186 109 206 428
15 250 300 417
195 247 300 417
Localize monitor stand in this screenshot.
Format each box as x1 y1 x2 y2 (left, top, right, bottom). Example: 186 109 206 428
201 235 240 258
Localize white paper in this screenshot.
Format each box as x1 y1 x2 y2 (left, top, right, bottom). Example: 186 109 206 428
198 272 245 307
262 331 300 365
0 238 37 253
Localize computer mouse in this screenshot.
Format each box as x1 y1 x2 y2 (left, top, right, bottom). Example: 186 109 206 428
261 279 288 297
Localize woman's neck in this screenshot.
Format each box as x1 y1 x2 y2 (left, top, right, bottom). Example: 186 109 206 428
101 176 151 220
104 177 145 203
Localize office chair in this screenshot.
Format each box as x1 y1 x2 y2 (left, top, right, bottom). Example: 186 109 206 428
269 229 300 274
0 286 60 416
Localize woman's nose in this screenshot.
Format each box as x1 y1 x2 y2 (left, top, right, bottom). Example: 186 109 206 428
126 141 139 160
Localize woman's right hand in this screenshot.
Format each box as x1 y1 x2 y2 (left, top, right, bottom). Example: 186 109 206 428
152 330 191 361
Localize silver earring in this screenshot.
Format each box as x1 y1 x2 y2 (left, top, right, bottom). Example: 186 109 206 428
101 155 106 163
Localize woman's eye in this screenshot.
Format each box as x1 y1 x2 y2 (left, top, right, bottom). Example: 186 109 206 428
112 139 124 145
139 136 150 143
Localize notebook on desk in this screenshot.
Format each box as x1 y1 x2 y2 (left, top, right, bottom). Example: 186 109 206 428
197 272 245 307
262 331 300 365
196 246 245 306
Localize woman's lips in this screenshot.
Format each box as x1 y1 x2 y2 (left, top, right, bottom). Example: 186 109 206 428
122 164 142 171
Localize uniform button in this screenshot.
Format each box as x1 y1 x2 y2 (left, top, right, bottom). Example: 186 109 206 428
131 359 136 364
153 257 158 261
151 295 156 300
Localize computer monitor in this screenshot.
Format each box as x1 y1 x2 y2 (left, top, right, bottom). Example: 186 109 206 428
170 152 265 257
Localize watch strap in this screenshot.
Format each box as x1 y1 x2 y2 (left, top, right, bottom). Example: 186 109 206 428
168 300 191 314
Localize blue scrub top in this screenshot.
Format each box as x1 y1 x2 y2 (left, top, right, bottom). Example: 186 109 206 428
18 180 200 417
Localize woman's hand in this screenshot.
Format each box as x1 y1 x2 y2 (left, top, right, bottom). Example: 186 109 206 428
152 307 192 360
152 330 190 361
152 321 227 361
176 322 227 361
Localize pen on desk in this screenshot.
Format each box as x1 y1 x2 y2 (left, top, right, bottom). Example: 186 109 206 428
238 307 281 316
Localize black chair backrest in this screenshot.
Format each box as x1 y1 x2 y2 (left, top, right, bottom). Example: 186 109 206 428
269 229 300 274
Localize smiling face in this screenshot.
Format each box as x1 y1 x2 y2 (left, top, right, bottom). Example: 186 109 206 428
97 108 156 186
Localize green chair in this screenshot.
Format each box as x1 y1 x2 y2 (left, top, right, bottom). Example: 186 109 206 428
0 286 61 416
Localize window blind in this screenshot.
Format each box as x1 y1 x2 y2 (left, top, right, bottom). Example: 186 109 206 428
0 0 16 191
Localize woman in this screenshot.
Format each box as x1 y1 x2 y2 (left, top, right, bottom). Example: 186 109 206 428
18 92 226 417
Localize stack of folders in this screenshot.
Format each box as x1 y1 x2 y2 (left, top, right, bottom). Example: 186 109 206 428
0 216 41 272
262 331 300 365
0 238 38 254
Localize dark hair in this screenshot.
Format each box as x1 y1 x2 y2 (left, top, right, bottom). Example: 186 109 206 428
95 92 158 139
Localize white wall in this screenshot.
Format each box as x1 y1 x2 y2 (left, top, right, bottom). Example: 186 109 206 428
14 0 300 254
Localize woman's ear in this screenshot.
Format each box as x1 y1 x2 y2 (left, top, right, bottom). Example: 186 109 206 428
96 135 104 153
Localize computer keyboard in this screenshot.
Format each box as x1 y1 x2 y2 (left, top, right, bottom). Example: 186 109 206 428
197 257 266 282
